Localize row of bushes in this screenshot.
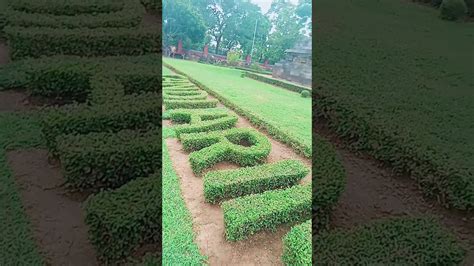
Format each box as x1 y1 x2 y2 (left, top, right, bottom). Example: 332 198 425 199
222 184 311 241
314 217 465 264
180 128 271 175
5 26 160 60
56 128 161 189
42 92 161 155
282 220 311 266
164 63 312 158
171 111 238 137
203 159 309 203
10 0 125 16
4 0 144 29
313 134 346 230
245 72 312 95
164 99 218 110
85 174 161 262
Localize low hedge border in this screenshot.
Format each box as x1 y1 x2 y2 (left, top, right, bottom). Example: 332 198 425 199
85 173 161 262
204 159 309 203
245 72 311 95
42 92 161 155
313 134 346 230
56 128 161 189
180 128 271 175
315 90 473 211
163 94 207 101
5 1 144 29
164 99 218 110
282 220 311 266
169 108 237 137
314 217 465 265
5 26 160 60
222 184 311 241
10 0 124 15
164 63 311 158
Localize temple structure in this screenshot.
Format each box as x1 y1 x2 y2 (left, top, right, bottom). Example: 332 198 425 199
272 37 312 87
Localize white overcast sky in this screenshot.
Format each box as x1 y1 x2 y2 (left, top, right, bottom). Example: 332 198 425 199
250 0 299 13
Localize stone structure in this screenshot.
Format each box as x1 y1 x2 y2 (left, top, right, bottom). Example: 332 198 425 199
272 37 312 86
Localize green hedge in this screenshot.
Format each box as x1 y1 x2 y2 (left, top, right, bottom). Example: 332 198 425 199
56 129 160 189
245 72 311 95
85 174 161 262
314 217 465 265
42 93 161 154
313 134 346 229
180 128 271 175
164 63 312 158
5 26 160 59
10 0 124 15
163 93 208 101
204 159 309 203
164 99 218 110
222 184 311 241
163 90 202 97
282 220 311 266
5 1 144 29
169 108 237 137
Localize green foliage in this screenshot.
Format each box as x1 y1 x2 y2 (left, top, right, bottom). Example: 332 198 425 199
164 99 218 110
56 129 161 189
10 0 124 15
300 90 310 98
226 50 242 66
204 159 309 203
162 128 207 264
314 0 474 210
180 128 271 175
42 93 161 155
85 174 161 262
169 109 238 137
5 26 160 60
164 59 312 158
440 0 468 20
282 220 311 266
5 1 144 29
162 0 206 47
313 135 346 229
222 184 311 241
0 113 44 265
314 217 465 265
245 72 311 94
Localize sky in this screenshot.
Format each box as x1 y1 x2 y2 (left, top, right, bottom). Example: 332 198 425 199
250 0 299 13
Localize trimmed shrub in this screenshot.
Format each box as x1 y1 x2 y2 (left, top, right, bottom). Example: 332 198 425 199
204 159 309 203
313 135 346 229
222 184 311 241
314 217 465 265
169 109 237 137
164 99 218 110
282 220 311 266
56 129 161 189
163 93 208 101
301 90 310 98
5 1 144 29
440 0 468 20
85 174 161 262
42 93 161 154
10 0 124 15
180 128 271 175
245 72 311 95
5 26 160 59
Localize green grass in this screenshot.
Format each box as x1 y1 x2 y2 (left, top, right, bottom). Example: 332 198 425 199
164 58 312 157
162 127 207 265
314 0 474 210
162 66 174 76
0 111 44 265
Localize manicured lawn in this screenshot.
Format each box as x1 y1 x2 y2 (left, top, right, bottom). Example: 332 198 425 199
162 66 174 76
0 112 43 265
314 0 474 210
164 58 312 156
162 127 207 265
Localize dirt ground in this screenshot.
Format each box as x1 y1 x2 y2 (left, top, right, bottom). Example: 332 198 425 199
7 149 98 266
315 122 474 264
0 41 9 66
0 90 31 112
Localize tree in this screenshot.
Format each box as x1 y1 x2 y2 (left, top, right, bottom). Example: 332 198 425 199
162 0 206 49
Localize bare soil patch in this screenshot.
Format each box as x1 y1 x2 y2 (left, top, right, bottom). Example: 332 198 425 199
0 41 10 65
315 121 474 264
7 149 98 266
0 90 31 112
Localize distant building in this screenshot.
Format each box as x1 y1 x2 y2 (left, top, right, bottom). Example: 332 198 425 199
272 37 312 87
